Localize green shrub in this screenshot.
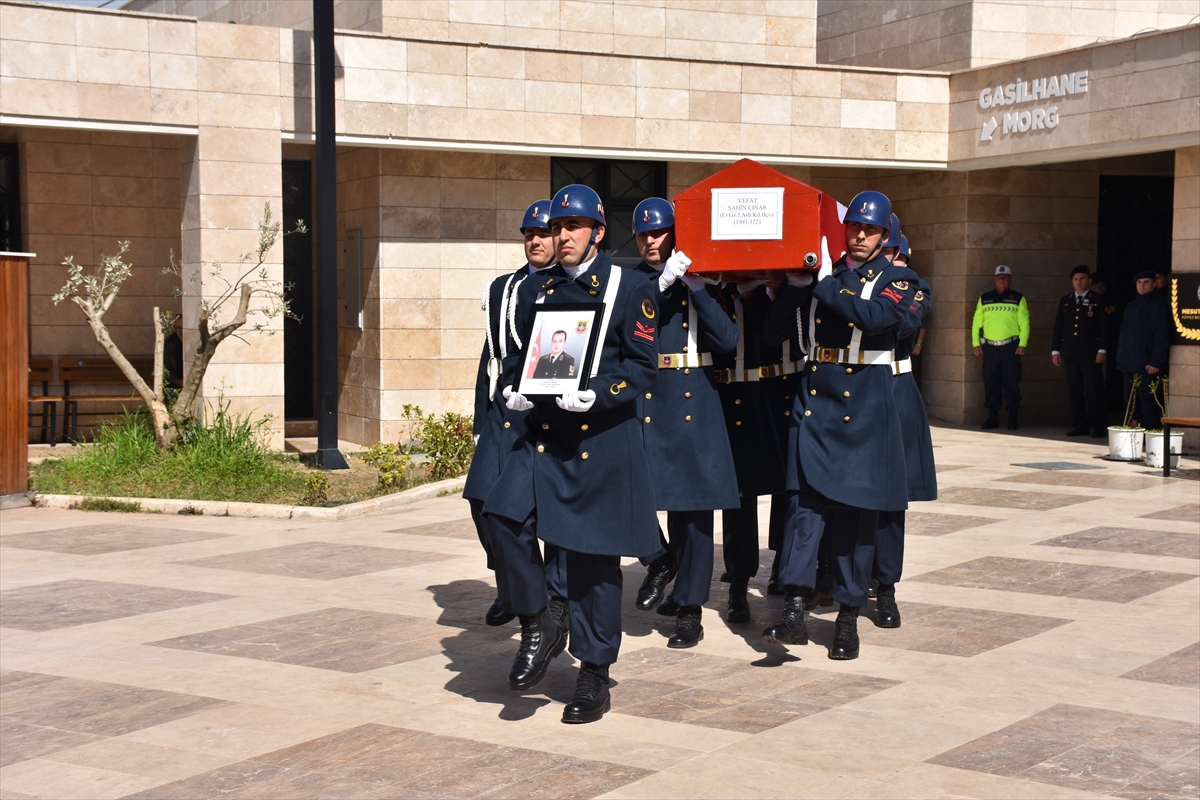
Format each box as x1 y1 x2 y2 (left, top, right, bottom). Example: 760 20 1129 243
361 443 411 490
302 472 330 505
78 497 142 513
401 404 475 480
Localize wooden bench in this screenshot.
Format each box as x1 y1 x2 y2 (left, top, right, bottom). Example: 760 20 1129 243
27 357 65 446
59 356 152 443
1160 417 1199 478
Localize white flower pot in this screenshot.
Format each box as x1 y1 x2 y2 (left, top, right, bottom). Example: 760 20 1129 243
1145 431 1184 469
1107 427 1145 461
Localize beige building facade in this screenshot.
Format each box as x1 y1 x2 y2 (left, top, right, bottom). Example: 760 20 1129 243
1 0 1197 448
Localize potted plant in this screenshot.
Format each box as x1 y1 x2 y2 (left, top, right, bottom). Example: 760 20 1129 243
1107 374 1145 461
1144 376 1183 469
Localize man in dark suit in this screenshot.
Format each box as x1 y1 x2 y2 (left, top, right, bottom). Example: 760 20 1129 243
1117 270 1171 429
532 331 576 379
1052 265 1109 437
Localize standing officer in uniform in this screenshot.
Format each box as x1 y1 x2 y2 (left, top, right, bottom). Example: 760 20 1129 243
532 331 576 379
760 190 917 660
1117 270 1171 430
464 201 566 627
972 265 1030 431
485 184 660 724
629 196 740 648
1052 265 1108 437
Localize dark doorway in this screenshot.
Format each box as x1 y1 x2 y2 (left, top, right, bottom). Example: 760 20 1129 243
551 158 667 267
0 144 21 253
1096 174 1174 411
282 160 314 420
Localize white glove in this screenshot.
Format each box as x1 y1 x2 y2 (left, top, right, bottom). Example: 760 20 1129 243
503 385 533 412
658 250 691 293
786 272 814 288
680 273 706 291
818 236 835 280
555 389 596 413
735 278 767 294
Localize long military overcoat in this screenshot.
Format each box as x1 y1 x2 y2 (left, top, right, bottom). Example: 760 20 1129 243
893 277 937 502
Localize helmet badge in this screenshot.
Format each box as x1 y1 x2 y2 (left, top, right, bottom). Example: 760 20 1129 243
643 210 649 221
859 202 868 213
531 206 538 217
561 194 569 206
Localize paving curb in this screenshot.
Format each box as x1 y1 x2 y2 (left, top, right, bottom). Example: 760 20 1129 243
30 477 466 521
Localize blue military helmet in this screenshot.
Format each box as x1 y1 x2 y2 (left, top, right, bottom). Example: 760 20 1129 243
549 184 605 225
633 197 674 234
899 234 910 258
844 190 892 230
520 199 551 233
881 213 901 249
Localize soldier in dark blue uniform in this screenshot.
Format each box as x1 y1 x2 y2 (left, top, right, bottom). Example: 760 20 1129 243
764 321 804 597
484 185 660 724
1052 265 1109 437
1116 270 1171 430
760 191 918 661
873 231 937 629
712 281 785 622
463 201 567 628
627 197 740 648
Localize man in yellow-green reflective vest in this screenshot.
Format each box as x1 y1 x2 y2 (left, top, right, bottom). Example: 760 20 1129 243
972 265 1031 431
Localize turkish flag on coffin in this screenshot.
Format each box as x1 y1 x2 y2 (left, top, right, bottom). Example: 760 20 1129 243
673 159 845 276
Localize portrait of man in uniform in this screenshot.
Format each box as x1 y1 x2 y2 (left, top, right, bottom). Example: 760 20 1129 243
533 330 576 380
517 306 601 399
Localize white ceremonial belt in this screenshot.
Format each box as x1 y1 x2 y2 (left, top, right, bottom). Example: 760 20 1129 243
776 360 804 375
658 352 713 369
810 347 895 366
893 358 912 375
715 365 782 383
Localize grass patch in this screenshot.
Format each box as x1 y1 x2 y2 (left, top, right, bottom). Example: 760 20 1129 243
29 407 447 507
78 497 142 513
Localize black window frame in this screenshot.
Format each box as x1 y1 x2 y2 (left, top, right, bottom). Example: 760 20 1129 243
551 158 667 268
0 143 22 253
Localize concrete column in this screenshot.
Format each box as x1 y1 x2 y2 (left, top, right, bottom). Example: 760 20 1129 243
1170 145 1199 451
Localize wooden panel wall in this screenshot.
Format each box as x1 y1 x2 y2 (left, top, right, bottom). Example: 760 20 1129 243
1 254 30 496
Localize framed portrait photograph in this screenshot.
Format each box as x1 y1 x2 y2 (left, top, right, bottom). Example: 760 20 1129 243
515 303 605 401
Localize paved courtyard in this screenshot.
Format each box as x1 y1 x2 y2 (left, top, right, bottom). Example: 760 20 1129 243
1 426 1197 799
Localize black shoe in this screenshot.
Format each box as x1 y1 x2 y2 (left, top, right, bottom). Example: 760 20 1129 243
726 577 750 623
1007 410 1019 430
874 583 901 628
656 597 680 617
562 662 610 724
508 606 567 691
485 597 515 627
767 552 783 595
1090 429 1107 438
668 606 704 648
829 604 860 660
635 555 676 611
719 571 732 583
868 578 878 599
981 411 1000 430
803 589 833 611
761 592 808 645
1066 428 1089 436
548 596 570 647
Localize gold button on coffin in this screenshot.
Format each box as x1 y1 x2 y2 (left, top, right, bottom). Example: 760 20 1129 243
537 445 545 453
581 452 589 460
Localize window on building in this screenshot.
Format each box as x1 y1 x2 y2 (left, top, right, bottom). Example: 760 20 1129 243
0 144 21 253
551 158 667 267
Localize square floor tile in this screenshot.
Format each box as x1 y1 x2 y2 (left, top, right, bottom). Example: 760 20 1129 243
935 487 1094 511
0 579 231 631
0 670 228 766
854 601 1070 657
0 525 228 555
1121 642 1200 690
905 512 999 537
997 471 1164 491
148 608 452 673
176 542 454 580
928 704 1199 798
1140 504 1200 522
386 520 479 540
1035 527 1200 559
910 557 1193 602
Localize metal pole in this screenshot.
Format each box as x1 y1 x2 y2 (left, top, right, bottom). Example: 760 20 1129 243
312 0 347 469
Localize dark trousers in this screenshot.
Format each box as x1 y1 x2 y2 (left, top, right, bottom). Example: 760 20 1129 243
777 491 878 608
982 342 1022 412
1123 372 1164 430
872 510 904 586
667 510 714 607
768 492 788 553
1064 356 1106 431
467 497 495 571
722 494 760 580
485 512 618 665
638 528 670 567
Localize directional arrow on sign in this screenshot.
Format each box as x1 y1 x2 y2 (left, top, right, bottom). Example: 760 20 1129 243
980 117 998 142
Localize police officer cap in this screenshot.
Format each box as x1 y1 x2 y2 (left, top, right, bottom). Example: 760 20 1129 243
549 184 606 226
994 265 1012 276
844 190 892 229
1070 264 1090 277
1135 270 1157 282
899 234 910 258
633 197 674 234
520 199 552 233
1153 264 1171 277
881 213 901 249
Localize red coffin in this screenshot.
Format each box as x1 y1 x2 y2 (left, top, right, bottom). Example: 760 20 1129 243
674 159 845 275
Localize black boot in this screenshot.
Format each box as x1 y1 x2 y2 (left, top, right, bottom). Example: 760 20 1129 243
635 554 676 611
485 596 515 627
981 410 1000 430
767 552 783 595
548 596 570 646
761 592 808 645
726 577 750 623
508 605 567 691
656 596 680 617
1007 409 1019 430
829 604 860 660
874 583 901 628
668 606 704 648
562 662 610 724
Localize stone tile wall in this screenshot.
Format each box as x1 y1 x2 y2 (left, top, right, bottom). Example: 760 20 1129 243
817 0 974 71
124 0 383 32
1170 145 1198 450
